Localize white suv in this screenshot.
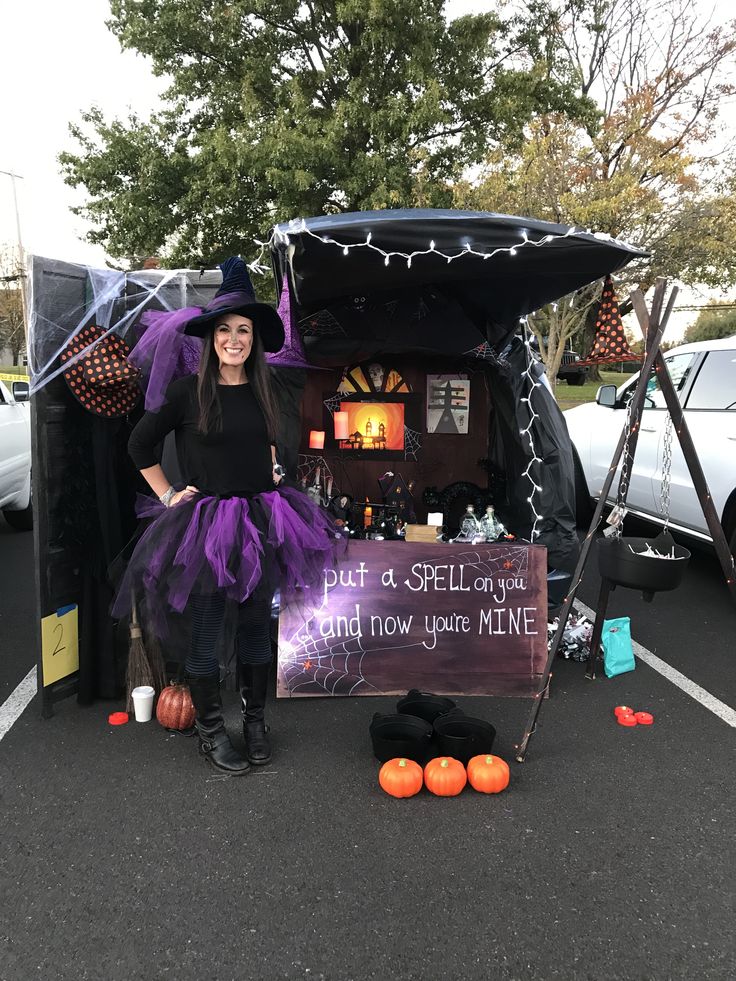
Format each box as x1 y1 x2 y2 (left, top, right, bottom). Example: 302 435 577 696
564 336 736 553
0 377 32 530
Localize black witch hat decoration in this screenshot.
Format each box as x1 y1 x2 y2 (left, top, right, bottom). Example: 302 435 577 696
578 276 640 365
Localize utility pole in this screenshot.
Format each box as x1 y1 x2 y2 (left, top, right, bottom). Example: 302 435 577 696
0 169 28 362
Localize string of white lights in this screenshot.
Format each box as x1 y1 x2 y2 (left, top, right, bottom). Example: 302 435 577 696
519 317 544 541
249 218 631 275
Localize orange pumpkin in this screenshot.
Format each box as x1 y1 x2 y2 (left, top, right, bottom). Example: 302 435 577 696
423 757 467 797
378 757 424 798
467 754 510 794
156 682 195 731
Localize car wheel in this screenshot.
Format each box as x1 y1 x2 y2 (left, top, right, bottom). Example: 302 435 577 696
568 375 586 387
572 450 594 528
3 501 33 531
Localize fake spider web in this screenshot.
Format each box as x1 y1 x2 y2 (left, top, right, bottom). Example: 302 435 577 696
463 342 510 370
404 426 421 461
278 544 531 696
299 309 346 337
323 394 343 416
296 454 335 486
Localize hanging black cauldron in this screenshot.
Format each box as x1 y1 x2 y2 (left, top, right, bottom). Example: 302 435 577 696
597 531 690 602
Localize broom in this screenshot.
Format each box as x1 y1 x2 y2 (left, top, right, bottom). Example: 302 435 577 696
125 591 166 712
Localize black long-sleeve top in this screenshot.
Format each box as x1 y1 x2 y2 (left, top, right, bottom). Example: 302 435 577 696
128 375 274 496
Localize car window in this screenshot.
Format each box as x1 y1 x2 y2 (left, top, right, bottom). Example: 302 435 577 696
619 352 697 408
685 350 736 410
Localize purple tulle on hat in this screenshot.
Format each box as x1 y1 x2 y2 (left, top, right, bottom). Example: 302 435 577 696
129 307 203 411
266 279 312 369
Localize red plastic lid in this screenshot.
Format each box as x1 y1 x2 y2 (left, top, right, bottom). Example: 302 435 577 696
614 705 634 717
618 713 638 727
635 711 654 725
108 711 129 726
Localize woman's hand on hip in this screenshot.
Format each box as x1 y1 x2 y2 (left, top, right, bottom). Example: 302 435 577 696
169 485 200 507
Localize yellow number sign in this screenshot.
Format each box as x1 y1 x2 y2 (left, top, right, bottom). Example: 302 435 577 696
41 605 79 686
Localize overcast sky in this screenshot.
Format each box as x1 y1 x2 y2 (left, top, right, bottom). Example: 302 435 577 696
1 1 734 336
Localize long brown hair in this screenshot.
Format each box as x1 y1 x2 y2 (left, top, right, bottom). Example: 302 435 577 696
196 326 278 440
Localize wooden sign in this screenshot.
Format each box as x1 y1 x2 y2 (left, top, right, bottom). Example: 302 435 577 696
41 604 79 687
277 541 547 698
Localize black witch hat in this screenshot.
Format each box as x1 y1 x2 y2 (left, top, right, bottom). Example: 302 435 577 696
184 257 285 352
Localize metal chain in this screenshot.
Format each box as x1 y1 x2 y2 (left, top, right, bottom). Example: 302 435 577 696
659 411 673 531
610 396 636 538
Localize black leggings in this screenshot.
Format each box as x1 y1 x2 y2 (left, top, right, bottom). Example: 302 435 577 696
185 593 273 677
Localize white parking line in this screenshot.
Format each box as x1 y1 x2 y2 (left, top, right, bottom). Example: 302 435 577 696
574 600 736 728
0 667 37 742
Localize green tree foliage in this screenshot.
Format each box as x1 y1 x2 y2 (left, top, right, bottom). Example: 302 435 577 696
453 0 736 381
683 302 736 343
60 0 593 266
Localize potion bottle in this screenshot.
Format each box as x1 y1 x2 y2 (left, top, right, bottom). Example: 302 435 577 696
481 505 505 542
459 504 480 541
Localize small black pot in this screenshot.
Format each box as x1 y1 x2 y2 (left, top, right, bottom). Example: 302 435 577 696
598 532 690 600
369 712 434 764
432 712 496 765
396 689 457 724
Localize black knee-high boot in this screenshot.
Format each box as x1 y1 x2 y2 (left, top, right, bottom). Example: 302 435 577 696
188 674 250 775
240 663 272 765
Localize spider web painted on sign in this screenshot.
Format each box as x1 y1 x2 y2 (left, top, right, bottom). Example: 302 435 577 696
278 545 532 696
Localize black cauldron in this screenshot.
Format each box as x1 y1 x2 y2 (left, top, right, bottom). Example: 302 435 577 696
597 532 690 601
369 713 433 764
396 689 457 724
432 711 496 765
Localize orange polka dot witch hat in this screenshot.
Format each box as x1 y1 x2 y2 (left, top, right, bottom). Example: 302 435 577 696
578 276 640 366
60 325 141 418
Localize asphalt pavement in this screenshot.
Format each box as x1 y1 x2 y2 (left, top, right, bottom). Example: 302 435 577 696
1 513 735 981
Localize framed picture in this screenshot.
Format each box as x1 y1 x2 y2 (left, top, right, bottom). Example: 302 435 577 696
426 374 470 434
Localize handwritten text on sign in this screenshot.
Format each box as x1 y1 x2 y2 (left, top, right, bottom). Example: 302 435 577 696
277 541 547 698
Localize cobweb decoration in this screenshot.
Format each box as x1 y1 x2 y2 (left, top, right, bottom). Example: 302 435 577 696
299 309 346 337
463 342 510 370
323 393 343 416
404 426 422 460
278 545 531 695
279 625 382 696
296 454 334 486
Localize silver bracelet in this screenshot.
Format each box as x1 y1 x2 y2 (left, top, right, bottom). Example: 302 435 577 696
159 486 176 507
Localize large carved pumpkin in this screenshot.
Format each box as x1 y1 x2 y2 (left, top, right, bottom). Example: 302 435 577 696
156 682 195 731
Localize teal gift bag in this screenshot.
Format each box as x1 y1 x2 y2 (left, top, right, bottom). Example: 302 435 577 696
602 617 635 678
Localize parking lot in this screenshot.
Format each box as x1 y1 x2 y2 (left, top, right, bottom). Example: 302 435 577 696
1 513 735 981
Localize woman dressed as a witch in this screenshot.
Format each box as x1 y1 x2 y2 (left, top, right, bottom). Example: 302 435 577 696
114 259 342 776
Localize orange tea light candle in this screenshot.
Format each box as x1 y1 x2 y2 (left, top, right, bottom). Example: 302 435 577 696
618 714 638 727
308 430 325 450
635 712 654 725
614 705 634 718
364 499 373 528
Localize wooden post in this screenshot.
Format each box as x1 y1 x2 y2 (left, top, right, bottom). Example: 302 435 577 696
515 280 676 762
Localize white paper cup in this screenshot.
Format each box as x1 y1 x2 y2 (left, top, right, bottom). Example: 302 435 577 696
131 685 155 723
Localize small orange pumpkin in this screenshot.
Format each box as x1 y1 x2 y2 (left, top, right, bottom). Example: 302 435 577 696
467 754 510 794
378 757 424 798
156 682 195 731
423 756 467 797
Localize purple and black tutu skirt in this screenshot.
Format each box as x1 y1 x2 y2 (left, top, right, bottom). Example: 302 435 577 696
112 485 345 637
